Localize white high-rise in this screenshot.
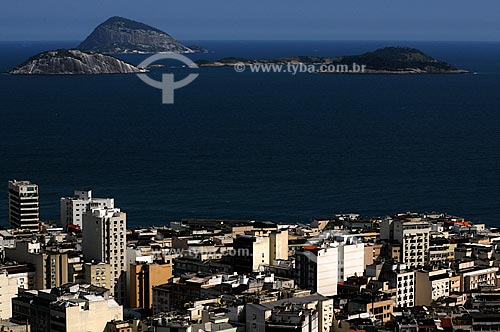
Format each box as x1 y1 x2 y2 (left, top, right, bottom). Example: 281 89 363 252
381 218 430 268
338 241 365 281
61 190 114 228
82 208 126 303
296 245 339 296
8 180 39 230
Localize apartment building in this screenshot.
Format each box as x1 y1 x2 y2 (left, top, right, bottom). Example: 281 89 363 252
415 269 450 306
60 190 114 228
8 180 39 230
82 208 127 303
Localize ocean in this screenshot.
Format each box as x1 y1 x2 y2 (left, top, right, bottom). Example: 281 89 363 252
1 40 500 228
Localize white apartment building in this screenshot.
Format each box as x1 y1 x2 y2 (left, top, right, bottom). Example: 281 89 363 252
60 190 114 228
8 180 39 230
395 268 415 308
296 245 339 296
82 208 127 303
381 218 430 268
338 240 365 281
0 272 23 319
0 265 35 320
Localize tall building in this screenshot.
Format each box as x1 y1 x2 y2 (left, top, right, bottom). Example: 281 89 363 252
366 262 416 308
8 180 39 230
337 240 365 281
381 218 430 268
82 208 127 303
295 245 339 296
60 190 114 228
295 238 364 297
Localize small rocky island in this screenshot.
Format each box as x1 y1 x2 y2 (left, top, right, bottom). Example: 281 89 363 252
197 47 468 74
10 49 144 75
78 16 195 54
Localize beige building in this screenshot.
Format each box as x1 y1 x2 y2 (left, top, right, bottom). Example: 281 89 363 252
84 262 111 290
83 208 127 303
428 235 456 265
381 218 430 268
0 271 25 319
233 228 289 273
130 262 172 309
295 245 339 296
415 269 450 306
347 295 394 323
269 229 289 263
450 274 461 293
5 242 69 289
233 235 270 273
57 297 122 332
364 243 383 266
12 285 122 332
0 321 30 332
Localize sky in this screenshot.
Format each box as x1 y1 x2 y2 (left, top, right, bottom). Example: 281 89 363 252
1 0 500 41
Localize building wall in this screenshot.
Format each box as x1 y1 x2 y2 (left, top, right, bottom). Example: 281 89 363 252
64 299 123 332
8 180 39 230
462 267 499 292
83 209 127 303
84 262 111 289
364 245 374 267
5 243 69 289
252 236 270 271
269 230 289 263
339 243 364 281
0 272 19 319
347 298 393 323
130 263 172 309
396 221 430 268
395 270 415 307
415 270 449 306
450 275 461 293
152 284 171 314
296 247 339 296
316 247 339 296
61 190 114 228
318 298 334 332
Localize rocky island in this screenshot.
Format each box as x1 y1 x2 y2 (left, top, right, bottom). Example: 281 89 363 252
197 47 468 74
10 49 145 75
78 16 195 54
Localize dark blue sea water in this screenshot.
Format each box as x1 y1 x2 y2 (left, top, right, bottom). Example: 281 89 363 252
1 40 500 228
